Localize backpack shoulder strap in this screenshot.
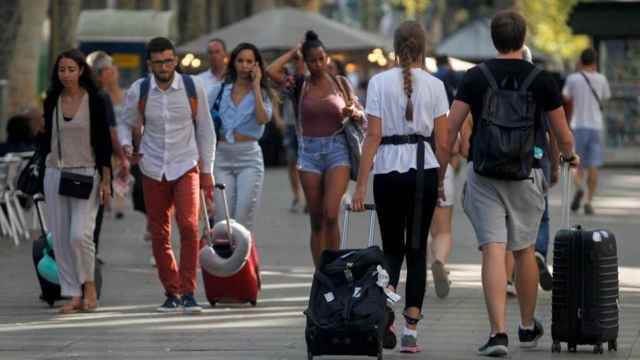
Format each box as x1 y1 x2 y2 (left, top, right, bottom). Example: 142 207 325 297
181 74 198 126
478 63 498 90
520 66 543 93
137 77 151 126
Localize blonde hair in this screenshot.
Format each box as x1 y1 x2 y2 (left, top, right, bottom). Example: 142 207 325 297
393 21 426 121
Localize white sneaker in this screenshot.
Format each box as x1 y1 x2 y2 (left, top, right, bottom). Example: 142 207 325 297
506 281 517 297
149 256 156 267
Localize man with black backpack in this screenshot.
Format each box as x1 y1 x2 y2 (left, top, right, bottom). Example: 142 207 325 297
446 11 579 357
120 37 216 313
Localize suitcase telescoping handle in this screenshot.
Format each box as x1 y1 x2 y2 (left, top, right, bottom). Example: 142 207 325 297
560 161 572 230
200 183 233 246
33 193 48 237
341 203 377 249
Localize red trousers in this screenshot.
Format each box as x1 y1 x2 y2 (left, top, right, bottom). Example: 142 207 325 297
143 167 200 296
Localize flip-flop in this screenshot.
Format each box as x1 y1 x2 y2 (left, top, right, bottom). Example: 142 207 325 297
60 302 82 314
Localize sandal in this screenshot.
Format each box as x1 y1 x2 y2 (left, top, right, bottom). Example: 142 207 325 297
60 300 82 314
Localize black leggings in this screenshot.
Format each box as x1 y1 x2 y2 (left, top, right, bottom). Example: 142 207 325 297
373 168 438 310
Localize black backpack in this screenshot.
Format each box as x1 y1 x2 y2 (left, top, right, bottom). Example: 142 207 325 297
472 64 543 180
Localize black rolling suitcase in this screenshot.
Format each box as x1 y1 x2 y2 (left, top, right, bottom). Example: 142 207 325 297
31 194 103 306
551 163 619 353
305 204 388 360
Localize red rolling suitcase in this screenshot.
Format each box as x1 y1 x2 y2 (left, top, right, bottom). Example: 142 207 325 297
551 163 619 353
200 184 261 307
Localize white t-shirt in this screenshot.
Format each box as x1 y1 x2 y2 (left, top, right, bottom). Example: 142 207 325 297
562 71 611 130
366 67 448 174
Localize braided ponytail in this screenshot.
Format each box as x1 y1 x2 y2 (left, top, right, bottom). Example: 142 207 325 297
393 21 427 122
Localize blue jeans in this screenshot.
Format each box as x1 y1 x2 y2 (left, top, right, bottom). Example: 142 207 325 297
535 196 550 258
213 142 264 232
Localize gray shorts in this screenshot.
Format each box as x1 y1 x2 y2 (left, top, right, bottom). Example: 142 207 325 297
462 163 546 251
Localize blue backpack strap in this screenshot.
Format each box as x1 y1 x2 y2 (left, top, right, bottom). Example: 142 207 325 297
181 74 198 127
210 82 227 140
137 77 151 126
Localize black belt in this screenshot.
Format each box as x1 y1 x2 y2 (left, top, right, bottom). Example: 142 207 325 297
380 134 431 249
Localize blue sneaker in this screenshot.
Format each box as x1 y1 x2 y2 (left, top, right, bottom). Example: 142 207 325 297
182 293 203 313
157 294 181 313
519 318 544 348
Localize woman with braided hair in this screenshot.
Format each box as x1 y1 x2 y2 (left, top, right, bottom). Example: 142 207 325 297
351 21 450 353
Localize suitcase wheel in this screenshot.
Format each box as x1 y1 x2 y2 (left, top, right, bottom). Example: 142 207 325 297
568 343 577 353
551 341 561 353
249 300 257 307
209 301 217 307
608 340 617 352
593 343 603 354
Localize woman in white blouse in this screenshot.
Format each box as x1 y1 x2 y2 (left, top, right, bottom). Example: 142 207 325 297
351 21 450 353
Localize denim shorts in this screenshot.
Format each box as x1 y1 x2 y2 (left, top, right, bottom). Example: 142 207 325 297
573 128 604 168
297 134 351 174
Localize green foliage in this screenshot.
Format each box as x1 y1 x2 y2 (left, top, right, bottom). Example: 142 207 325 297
390 0 432 19
520 0 590 62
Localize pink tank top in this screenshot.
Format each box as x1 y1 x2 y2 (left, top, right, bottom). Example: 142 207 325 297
300 91 345 137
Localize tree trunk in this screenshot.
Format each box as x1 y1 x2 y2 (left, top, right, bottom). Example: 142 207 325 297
136 0 163 9
49 0 82 72
206 0 222 32
0 1 22 140
8 0 48 115
0 1 21 80
178 0 207 43
425 0 446 54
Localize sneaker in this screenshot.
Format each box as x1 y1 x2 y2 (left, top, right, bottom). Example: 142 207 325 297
431 260 451 299
584 203 594 215
400 333 422 353
149 256 156 267
506 281 517 297
157 295 182 313
570 189 584 212
519 318 544 348
182 293 203 313
535 252 553 291
382 306 397 349
477 333 509 357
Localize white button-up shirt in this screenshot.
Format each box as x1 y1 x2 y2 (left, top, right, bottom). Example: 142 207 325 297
120 74 216 181
196 70 223 96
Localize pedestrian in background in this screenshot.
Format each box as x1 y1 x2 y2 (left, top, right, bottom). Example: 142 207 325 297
267 31 365 268
198 38 227 95
86 51 128 262
207 42 274 232
564 48 611 215
40 49 113 314
351 21 450 353
120 37 215 313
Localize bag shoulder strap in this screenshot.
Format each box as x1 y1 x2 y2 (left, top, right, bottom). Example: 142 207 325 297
296 77 309 134
181 73 198 126
54 99 63 167
137 77 151 125
478 63 498 90
520 66 543 93
211 82 227 113
580 71 603 109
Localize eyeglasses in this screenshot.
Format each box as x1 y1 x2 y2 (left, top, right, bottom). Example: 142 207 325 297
150 58 175 66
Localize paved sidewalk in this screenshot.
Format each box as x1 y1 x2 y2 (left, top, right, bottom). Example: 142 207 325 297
0 167 639 359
